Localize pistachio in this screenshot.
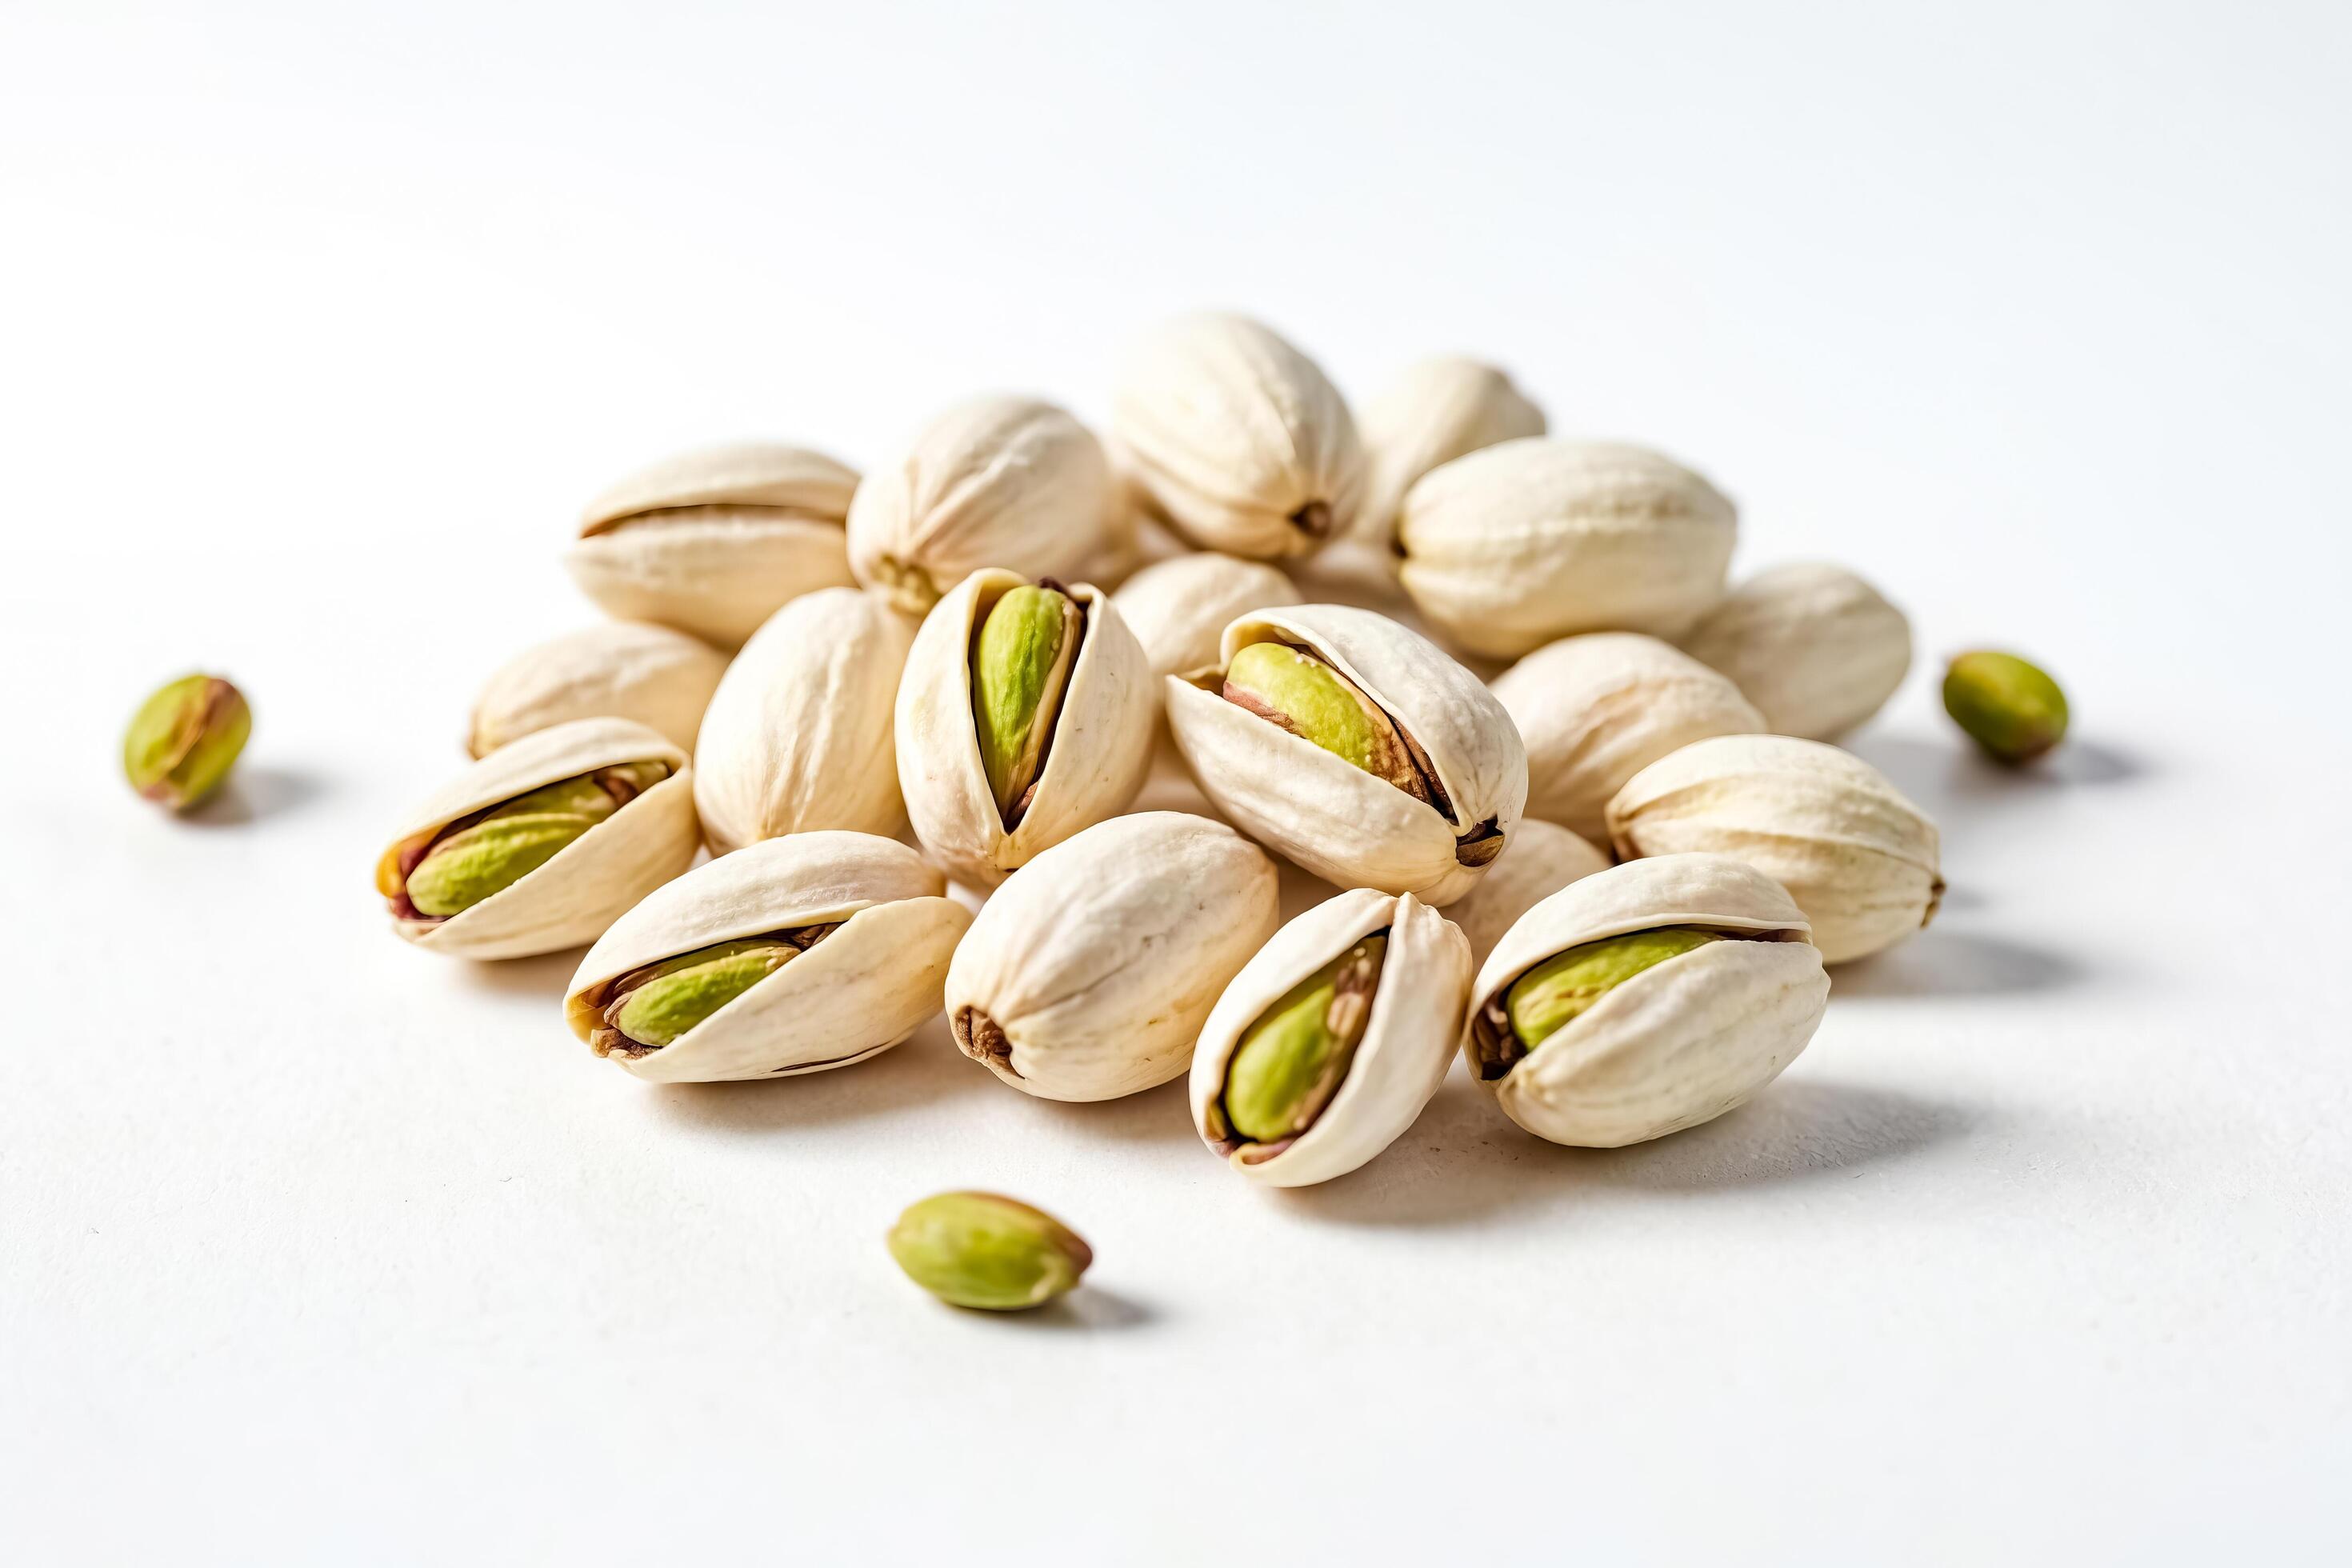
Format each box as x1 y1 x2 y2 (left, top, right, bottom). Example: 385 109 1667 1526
1679 563 1912 742
1944 650 2069 764
886 1191 1093 1312
123 674 250 810
468 621 727 758
1357 355 1546 548
1222 642 1427 802
1499 927 1721 1062
599 938 803 1054
1109 552 1302 681
972 582 1082 826
1222 934 1386 1143
399 766 664 918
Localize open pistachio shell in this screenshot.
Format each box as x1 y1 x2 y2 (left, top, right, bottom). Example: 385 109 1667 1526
568 441 859 648
375 718 698 959
1464 854 1827 1147
468 621 728 758
895 569 1155 887
693 587 915 854
1189 890 1470 1187
1439 818 1613 969
563 832 970 1082
1109 553 1302 682
1680 562 1913 741
1163 603 1528 906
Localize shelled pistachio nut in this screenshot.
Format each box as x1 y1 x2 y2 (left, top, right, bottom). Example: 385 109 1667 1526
1438 817 1613 968
895 569 1155 887
1490 632 1765 842
1164 603 1527 906
693 587 915 854
1943 650 2069 764
1190 889 1470 1186
567 441 858 648
1397 439 1737 658
562 831 969 1081
1681 562 1913 741
946 812 1279 1101
375 718 698 959
1463 854 1828 1146
846 395 1116 617
1356 355 1545 548
123 674 251 810
1606 734 1942 964
887 1192 1092 1311
1109 552 1302 681
1110 313 1366 561
468 621 727 758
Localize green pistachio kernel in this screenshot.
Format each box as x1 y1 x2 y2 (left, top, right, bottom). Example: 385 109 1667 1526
886 1191 1093 1311
403 766 665 918
610 940 798 1048
1943 650 2069 765
1221 642 1427 801
1222 934 1387 1146
1506 926 1723 1050
971 583 1081 826
123 674 251 810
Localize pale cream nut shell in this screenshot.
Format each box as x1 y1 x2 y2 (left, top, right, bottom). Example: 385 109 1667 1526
1679 562 1913 740
1356 355 1545 549
580 440 860 530
1440 818 1612 969
469 621 728 758
1109 552 1302 681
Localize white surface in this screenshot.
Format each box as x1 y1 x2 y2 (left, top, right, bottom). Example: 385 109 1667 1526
4 3 2348 1562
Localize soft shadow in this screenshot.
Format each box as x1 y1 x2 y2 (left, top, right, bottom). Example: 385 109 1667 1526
178 763 330 826
1846 732 2149 825
1831 927 2089 998
652 1030 994 1134
454 947 590 999
1022 1075 1199 1150
941 1286 1156 1333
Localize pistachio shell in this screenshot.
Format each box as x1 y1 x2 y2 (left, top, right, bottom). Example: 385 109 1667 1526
1439 818 1612 968
1606 735 1942 964
1109 553 1302 681
375 718 698 959
945 812 1280 1102
468 621 728 758
692 587 914 854
1490 632 1764 842
1356 356 1546 548
564 832 970 1082
1190 889 1470 1186
1464 854 1827 1146
1681 563 1913 740
1397 439 1737 658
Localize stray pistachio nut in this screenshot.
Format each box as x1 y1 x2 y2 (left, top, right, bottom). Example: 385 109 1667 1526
887 1191 1092 1311
123 674 250 810
1944 650 2069 765
973 582 1083 826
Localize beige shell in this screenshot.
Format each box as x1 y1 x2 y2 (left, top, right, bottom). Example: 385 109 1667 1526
374 718 698 960
1606 734 1943 964
1440 818 1612 969
1109 552 1302 681
895 570 1156 887
693 587 914 854
1397 439 1737 658
1680 562 1914 740
1189 889 1470 1187
1356 355 1546 549
945 812 1280 1102
468 621 729 759
1465 853 1828 1146
1110 313 1367 561
845 395 1116 616
1163 602 1529 906
1490 632 1765 842
562 832 970 1082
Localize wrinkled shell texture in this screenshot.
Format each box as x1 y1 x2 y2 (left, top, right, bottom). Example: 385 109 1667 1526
946 812 1280 1102
470 621 729 758
1190 889 1470 1186
694 587 915 854
1356 356 1546 547
1110 313 1367 560
1467 853 1828 1146
1110 552 1302 680
376 718 698 959
1164 602 1528 906
895 569 1155 886
1490 632 1765 842
1681 562 1913 740
1607 734 1942 964
563 831 969 1082
1438 817 1612 969
1398 439 1737 658
845 395 1115 612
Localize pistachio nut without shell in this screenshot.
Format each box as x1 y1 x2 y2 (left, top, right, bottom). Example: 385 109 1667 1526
1606 734 1942 965
1190 889 1470 1186
1463 854 1828 1146
563 832 970 1082
123 674 250 810
693 587 915 854
375 718 698 959
1680 562 1913 741
468 621 728 758
1943 650 2069 764
1438 817 1613 969
946 812 1280 1102
1109 552 1302 681
568 441 858 648
887 1192 1091 1311
1356 355 1546 548
1490 632 1765 843
1163 603 1527 906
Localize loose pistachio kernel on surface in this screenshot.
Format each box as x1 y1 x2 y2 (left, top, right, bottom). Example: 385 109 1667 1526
123 674 251 810
971 582 1082 826
396 762 670 919
1220 642 1430 803
1476 926 1724 1079
886 1191 1093 1312
1944 650 2069 765
1220 934 1387 1148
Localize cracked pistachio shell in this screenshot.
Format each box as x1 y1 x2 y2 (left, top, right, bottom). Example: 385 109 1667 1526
468 621 728 758
1163 603 1528 906
1490 633 1765 842
895 570 1155 887
693 587 915 854
375 718 698 959
1439 818 1613 969
946 812 1279 1102
1110 313 1367 561
1109 553 1302 681
1397 439 1737 659
846 396 1116 617
568 441 859 648
563 832 970 1082
1681 563 1913 741
1190 890 1470 1187
1607 735 1942 965
1356 356 1546 548
1465 854 1827 1146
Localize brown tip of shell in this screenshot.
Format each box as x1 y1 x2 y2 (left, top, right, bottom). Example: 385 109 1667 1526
1290 501 1333 542
1454 820 1506 869
953 1006 1019 1077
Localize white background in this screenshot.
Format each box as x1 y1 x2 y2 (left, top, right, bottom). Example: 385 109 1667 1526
4 2 2347 1562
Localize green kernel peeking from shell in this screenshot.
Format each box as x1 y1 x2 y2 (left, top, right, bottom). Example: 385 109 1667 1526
123 674 251 810
887 1191 1092 1311
1943 650 2068 765
1473 926 1722 1081
589 925 838 1058
1221 642 1429 802
394 762 670 919
1217 933 1386 1152
971 582 1082 826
